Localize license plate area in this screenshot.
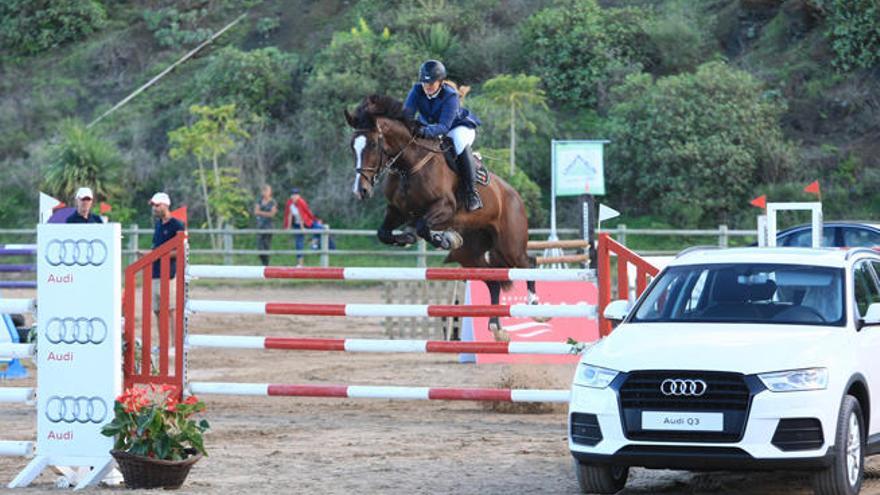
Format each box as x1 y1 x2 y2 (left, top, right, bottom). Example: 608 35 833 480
641 411 724 432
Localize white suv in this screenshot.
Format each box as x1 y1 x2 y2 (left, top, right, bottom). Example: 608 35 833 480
569 247 880 495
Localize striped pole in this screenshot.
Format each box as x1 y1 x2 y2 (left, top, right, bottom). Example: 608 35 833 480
0 343 35 359
0 281 37 289
0 248 36 257
0 298 35 314
0 441 34 457
190 382 570 403
187 300 596 319
187 335 580 355
0 387 35 404
188 265 594 282
0 264 35 273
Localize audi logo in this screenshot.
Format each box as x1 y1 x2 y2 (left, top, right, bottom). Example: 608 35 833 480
45 317 107 345
44 239 107 267
45 396 108 424
660 379 708 397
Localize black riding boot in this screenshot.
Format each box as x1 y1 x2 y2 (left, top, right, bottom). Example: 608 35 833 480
457 146 483 211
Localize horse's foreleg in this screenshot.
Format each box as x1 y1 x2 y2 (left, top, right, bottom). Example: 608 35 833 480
377 206 415 246
417 198 461 250
486 280 509 342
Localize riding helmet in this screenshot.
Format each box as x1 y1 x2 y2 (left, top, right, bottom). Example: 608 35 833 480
419 60 447 83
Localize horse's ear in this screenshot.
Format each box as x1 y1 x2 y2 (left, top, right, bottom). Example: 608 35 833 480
344 108 356 128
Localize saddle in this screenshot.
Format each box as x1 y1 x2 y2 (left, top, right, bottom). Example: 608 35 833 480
440 137 490 187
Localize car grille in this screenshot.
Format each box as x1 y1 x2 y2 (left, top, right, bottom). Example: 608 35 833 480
618 370 758 443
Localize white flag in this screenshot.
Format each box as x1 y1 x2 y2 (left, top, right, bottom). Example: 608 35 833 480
598 204 620 222
39 192 62 224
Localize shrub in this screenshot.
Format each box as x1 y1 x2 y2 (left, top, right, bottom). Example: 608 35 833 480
43 120 124 203
605 62 795 226
196 47 300 117
821 0 880 71
143 7 212 49
0 0 106 56
522 0 654 107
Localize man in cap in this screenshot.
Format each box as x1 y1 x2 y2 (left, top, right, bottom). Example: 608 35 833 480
65 187 104 223
149 192 185 339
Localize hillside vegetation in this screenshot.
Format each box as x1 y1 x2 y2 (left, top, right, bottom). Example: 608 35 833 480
0 0 878 230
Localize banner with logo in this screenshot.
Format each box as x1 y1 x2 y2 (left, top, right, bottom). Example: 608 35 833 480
13 224 122 487
553 140 607 197
462 280 599 364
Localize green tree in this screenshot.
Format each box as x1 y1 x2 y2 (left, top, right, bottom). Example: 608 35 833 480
169 105 250 236
43 120 123 203
195 47 300 117
606 62 794 226
0 0 106 56
819 0 880 71
478 147 545 224
476 74 548 175
522 0 654 107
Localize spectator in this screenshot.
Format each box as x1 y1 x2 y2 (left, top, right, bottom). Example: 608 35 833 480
282 187 335 267
65 187 104 223
253 185 278 266
150 192 185 338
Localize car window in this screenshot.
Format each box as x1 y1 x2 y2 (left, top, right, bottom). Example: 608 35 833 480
781 227 836 247
843 228 880 247
853 261 880 317
632 263 845 326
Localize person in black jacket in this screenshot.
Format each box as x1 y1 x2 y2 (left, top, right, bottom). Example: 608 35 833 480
65 187 104 223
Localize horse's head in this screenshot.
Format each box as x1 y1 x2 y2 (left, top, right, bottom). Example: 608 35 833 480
345 95 417 200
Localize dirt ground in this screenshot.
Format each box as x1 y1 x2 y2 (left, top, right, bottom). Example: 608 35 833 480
2 284 880 494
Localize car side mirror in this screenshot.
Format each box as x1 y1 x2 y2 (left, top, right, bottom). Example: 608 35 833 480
603 299 630 323
859 303 880 330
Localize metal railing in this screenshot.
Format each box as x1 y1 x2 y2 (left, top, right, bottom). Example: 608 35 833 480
0 224 756 267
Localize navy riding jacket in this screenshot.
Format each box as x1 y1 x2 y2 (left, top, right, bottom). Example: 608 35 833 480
403 83 480 138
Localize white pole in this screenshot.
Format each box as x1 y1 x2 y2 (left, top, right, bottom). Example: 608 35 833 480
550 140 558 241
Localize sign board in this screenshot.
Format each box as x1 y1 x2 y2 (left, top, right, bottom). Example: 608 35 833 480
12 224 122 489
553 140 607 197
461 280 599 364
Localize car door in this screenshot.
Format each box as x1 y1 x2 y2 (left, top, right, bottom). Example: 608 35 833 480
780 226 837 247
853 259 880 435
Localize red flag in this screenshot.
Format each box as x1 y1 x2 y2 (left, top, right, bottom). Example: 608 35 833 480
804 180 821 197
99 202 112 214
749 195 767 209
171 206 188 227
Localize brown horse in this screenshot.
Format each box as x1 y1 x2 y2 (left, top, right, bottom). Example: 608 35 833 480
344 95 539 340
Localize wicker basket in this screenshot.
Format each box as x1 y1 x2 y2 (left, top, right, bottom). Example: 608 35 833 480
111 449 202 489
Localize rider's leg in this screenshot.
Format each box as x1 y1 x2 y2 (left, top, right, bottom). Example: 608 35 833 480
448 126 482 211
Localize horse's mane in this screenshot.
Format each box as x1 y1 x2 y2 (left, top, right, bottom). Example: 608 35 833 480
352 94 419 133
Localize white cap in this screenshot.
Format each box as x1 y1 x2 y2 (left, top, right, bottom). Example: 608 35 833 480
149 192 171 206
75 187 93 200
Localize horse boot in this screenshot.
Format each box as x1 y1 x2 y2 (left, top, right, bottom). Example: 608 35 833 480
456 145 483 212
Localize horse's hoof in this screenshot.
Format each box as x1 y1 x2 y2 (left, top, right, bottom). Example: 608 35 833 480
490 327 510 342
395 233 416 246
532 316 552 323
445 231 463 250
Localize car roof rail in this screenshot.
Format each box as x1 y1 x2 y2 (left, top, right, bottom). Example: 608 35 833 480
845 247 880 260
675 245 721 258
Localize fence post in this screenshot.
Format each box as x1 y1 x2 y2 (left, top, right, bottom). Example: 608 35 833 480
223 226 233 265
128 224 139 266
417 239 427 268
719 224 729 248
320 228 330 267
618 224 627 246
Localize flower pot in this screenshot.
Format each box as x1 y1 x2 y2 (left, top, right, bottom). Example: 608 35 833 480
111 449 202 489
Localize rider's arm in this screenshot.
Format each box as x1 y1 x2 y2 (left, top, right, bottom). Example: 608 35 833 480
402 85 419 120
421 93 458 138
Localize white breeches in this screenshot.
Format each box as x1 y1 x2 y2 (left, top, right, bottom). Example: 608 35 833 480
447 126 475 155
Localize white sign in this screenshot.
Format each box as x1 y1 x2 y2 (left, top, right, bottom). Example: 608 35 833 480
11 224 122 489
552 140 607 197
642 411 724 432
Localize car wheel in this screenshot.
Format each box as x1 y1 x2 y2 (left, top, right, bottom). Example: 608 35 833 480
574 459 628 494
813 395 864 495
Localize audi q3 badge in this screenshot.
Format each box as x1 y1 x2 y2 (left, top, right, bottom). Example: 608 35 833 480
45 396 108 424
44 239 107 267
660 378 708 397
45 317 107 345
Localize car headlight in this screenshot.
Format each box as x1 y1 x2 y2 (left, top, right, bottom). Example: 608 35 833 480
758 368 828 392
576 364 619 389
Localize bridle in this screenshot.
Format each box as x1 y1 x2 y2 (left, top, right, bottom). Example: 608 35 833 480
353 125 451 187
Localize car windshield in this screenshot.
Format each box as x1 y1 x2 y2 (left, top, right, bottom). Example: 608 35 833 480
632 263 845 326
